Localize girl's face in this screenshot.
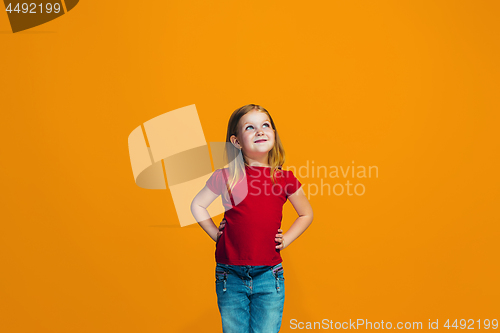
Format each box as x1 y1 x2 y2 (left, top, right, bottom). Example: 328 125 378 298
231 110 275 159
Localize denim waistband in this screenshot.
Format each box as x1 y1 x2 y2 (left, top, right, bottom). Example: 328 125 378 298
216 262 282 277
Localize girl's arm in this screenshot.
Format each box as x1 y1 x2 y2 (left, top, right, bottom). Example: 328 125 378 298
190 185 221 242
277 187 313 250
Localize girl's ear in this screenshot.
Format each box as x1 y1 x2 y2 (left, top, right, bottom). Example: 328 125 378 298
230 135 241 149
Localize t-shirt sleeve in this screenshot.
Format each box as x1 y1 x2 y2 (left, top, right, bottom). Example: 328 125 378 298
205 169 224 196
284 170 303 199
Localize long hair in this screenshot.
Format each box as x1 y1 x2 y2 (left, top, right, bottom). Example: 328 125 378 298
222 104 286 202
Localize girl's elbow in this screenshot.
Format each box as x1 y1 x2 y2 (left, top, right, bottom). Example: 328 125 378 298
191 198 208 215
308 210 314 223
299 210 313 224
190 198 199 215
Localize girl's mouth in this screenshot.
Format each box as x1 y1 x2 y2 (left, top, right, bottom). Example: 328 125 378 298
254 139 267 143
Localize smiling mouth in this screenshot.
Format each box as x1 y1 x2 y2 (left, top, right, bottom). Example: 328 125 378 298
254 139 267 143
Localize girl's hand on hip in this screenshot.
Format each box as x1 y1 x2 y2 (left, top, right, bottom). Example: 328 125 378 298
275 229 287 250
216 218 226 244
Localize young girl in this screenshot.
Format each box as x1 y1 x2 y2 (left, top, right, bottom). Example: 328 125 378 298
191 104 313 333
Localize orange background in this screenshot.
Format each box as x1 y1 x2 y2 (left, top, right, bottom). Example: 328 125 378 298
1 1 499 332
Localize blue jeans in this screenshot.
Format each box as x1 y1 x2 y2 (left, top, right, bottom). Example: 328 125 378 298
215 263 285 333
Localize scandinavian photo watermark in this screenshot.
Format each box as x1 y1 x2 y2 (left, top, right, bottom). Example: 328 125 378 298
285 160 379 199
247 160 379 199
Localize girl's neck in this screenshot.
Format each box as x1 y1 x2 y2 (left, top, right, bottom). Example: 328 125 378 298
244 155 270 168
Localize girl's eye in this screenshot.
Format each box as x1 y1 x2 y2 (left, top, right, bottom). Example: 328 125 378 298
245 123 270 130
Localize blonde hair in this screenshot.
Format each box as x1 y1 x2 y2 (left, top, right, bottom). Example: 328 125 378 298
222 104 286 202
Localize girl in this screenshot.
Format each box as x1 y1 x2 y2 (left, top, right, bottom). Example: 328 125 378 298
191 104 313 333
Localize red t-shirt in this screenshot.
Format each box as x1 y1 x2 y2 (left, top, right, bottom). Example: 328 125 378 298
205 165 302 266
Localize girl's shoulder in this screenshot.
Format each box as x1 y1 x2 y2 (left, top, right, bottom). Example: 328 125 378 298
212 167 230 178
277 167 294 176
272 167 299 185
206 168 232 195
279 168 303 197
279 168 301 183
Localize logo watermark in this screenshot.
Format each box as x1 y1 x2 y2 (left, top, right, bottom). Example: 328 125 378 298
289 318 498 330
128 105 380 227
